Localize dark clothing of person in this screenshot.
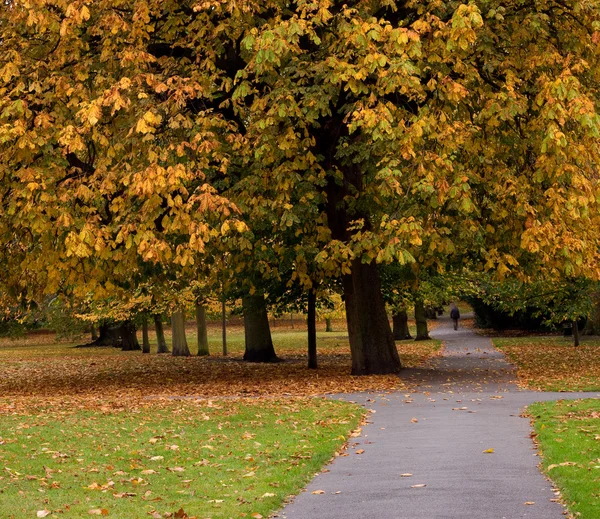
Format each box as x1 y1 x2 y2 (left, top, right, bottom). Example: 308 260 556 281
450 307 460 330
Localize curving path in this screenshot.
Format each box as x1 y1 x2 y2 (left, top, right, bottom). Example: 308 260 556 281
281 316 599 519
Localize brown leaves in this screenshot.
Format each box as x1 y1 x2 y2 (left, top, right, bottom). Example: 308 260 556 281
495 337 600 391
88 509 109 516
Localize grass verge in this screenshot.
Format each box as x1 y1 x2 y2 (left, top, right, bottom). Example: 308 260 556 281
0 398 363 519
529 399 600 518
494 337 600 391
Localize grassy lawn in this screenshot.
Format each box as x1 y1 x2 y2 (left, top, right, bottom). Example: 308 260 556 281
0 327 441 398
493 337 600 391
0 398 363 519
529 399 600 519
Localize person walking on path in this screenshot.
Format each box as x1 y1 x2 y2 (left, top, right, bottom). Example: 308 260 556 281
450 304 460 330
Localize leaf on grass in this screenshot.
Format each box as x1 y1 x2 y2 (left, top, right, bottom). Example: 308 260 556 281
150 456 164 461
37 511 51 518
251 514 263 519
262 492 275 498
548 462 576 470
242 471 255 478
167 466 185 472
141 469 158 475
88 509 109 516
174 508 187 518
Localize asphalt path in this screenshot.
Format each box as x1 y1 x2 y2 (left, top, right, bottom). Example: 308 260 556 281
280 316 599 519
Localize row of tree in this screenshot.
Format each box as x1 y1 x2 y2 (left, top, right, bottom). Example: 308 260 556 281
2 1 600 374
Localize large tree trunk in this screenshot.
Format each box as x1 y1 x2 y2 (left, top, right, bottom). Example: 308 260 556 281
343 259 401 375
242 294 278 362
324 163 401 375
154 315 170 353
307 290 317 369
196 303 210 356
573 319 580 347
392 310 412 340
414 300 430 341
142 317 151 354
120 321 141 351
171 309 190 357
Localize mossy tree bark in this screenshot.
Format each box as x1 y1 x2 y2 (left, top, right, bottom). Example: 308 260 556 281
325 317 333 332
196 303 210 356
171 309 190 357
414 300 430 341
242 294 278 362
154 315 170 353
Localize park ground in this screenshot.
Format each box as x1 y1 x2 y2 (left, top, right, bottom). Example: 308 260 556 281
0 316 441 519
1 317 600 517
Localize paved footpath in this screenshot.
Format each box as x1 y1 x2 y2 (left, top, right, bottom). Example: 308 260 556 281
281 317 599 519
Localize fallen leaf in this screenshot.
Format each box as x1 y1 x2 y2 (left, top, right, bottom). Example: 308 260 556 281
482 448 494 454
262 493 275 498
312 490 325 495
37 511 51 518
400 473 413 477
355 449 364 455
524 501 535 505
88 509 109 516
410 417 419 423
251 514 263 519
411 484 427 488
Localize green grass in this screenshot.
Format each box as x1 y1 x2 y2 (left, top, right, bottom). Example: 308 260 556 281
494 337 600 391
529 399 600 518
0 398 363 519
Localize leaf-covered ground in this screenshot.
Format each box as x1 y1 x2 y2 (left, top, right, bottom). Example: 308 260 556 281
0 327 442 399
0 398 363 519
493 337 600 391
529 399 600 518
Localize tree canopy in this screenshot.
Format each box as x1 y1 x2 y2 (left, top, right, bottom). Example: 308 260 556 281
2 0 600 373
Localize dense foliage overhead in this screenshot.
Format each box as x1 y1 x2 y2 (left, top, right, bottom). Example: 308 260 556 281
2 0 600 372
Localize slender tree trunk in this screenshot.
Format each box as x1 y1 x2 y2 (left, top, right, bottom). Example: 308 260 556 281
90 326 98 341
307 290 317 369
342 259 401 375
141 317 151 354
325 317 333 332
221 297 227 356
242 294 278 362
171 309 190 357
154 315 170 353
196 303 209 356
121 321 141 351
392 310 412 340
414 300 430 341
573 319 580 347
